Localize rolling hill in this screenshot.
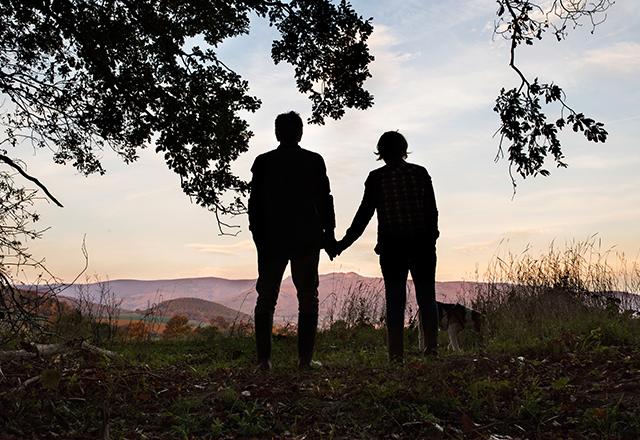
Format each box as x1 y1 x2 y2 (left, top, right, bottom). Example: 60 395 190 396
19 273 640 324
148 297 251 324
56 272 480 322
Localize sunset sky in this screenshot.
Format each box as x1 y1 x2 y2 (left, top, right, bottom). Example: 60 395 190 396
11 0 640 283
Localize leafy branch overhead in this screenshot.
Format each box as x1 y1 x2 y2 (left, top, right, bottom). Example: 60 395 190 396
0 0 619 219
493 0 612 184
0 0 373 224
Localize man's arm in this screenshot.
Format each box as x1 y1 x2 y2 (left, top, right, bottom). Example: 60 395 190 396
318 157 336 236
339 173 376 251
248 156 264 245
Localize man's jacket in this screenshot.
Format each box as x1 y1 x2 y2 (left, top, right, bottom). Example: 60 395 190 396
248 144 335 255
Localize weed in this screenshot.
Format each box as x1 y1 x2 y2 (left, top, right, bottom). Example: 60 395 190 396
581 399 640 438
471 237 640 355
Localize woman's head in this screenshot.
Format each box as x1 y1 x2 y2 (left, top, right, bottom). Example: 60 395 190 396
376 131 408 162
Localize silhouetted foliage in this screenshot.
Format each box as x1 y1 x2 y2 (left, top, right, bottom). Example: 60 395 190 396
1 0 620 208
0 0 373 341
0 168 52 344
0 170 41 271
0 0 373 224
493 0 613 186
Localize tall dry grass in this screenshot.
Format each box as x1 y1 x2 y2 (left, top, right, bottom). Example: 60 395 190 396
471 236 640 353
323 278 387 330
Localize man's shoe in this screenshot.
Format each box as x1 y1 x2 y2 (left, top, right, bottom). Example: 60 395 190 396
256 359 272 371
297 312 318 369
298 359 323 370
255 313 274 365
423 348 438 358
387 324 404 364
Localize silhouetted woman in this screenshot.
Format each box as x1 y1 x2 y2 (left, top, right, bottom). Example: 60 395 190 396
334 131 439 362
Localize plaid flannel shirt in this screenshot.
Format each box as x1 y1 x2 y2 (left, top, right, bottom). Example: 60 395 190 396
342 160 439 253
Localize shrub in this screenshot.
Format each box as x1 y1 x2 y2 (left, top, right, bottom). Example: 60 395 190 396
163 315 192 340
126 321 151 342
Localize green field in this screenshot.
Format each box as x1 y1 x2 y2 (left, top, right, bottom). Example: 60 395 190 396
118 312 205 327
2 314 640 439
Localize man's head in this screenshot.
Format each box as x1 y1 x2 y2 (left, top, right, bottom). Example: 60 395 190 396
376 131 408 162
275 111 303 145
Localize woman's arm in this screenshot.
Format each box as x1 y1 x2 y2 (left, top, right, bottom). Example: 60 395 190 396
338 173 376 253
424 171 439 241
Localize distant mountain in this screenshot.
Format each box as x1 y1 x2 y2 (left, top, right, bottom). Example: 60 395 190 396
56 276 256 311
22 273 640 324
149 297 250 324
57 273 480 322
19 291 249 327
219 273 481 322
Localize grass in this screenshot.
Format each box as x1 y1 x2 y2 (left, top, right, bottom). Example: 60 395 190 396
1 323 640 439
1 238 640 438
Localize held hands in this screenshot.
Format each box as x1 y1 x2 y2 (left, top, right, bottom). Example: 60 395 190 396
325 239 347 261
325 239 338 261
323 231 348 261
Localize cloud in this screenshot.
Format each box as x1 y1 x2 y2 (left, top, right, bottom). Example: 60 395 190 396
187 240 256 256
570 154 640 170
124 187 173 201
452 239 500 253
582 42 640 74
183 264 258 280
606 114 640 125
452 228 547 254
15 1 640 283
368 23 401 48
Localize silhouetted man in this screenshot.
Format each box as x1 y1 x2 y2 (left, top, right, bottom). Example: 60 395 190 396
333 131 439 362
248 111 336 370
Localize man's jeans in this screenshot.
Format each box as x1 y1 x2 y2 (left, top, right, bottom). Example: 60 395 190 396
254 250 320 363
379 245 438 360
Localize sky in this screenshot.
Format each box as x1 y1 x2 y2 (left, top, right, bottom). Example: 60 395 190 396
8 0 640 283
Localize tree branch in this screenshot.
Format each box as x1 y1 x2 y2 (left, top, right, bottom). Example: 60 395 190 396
0 154 63 207
0 341 120 362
